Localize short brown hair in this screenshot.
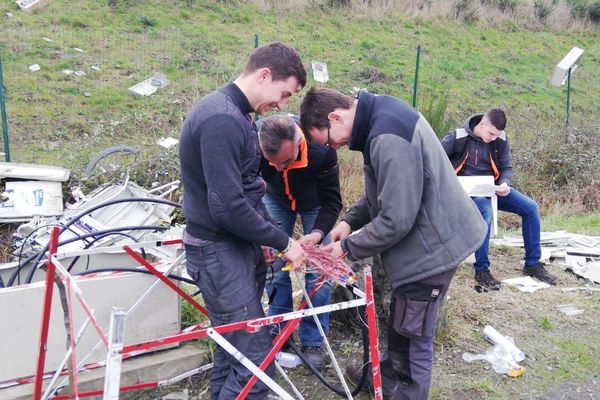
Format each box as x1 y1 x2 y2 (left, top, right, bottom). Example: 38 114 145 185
300 87 354 140
486 108 507 130
243 42 307 88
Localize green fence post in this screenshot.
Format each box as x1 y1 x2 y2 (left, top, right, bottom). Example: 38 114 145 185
0 56 10 162
412 45 421 109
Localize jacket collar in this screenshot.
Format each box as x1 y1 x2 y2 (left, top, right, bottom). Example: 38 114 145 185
349 90 375 152
222 82 254 115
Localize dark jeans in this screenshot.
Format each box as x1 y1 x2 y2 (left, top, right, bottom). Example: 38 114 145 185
262 194 332 347
472 188 541 272
185 240 274 400
380 266 457 400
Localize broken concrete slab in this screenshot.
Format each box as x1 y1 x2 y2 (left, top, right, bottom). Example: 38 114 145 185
556 304 584 316
0 162 70 181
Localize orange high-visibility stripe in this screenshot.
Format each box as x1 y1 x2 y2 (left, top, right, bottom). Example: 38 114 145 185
280 132 309 212
489 154 500 181
454 153 468 175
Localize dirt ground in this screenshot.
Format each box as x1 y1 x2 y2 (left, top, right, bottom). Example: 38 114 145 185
117 246 600 400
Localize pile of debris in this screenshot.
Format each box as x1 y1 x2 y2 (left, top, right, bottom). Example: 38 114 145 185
492 231 600 284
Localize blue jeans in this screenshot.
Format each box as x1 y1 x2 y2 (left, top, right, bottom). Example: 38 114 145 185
185 240 274 400
262 193 332 348
472 188 541 272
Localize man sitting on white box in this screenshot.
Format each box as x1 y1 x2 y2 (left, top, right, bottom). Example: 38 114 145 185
441 108 558 290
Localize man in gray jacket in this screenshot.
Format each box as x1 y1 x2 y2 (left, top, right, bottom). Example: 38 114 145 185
300 87 487 400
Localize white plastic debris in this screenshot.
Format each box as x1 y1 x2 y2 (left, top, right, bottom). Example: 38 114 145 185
42 37 52 43
73 47 84 53
556 304 584 316
276 351 302 368
501 276 550 293
74 70 86 77
157 137 179 149
462 325 525 376
62 69 74 75
128 72 169 96
6 12 14 18
91 65 101 72
162 389 188 400
28 64 41 72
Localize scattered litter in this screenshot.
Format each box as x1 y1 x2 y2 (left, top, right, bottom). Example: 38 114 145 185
91 65 101 72
501 276 550 292
157 137 179 149
6 12 14 18
73 47 84 53
69 186 86 203
28 64 40 72
83 92 91 97
16 0 50 12
276 351 302 368
62 69 73 75
556 304 584 316
128 72 169 96
561 286 600 292
311 60 329 83
74 70 86 77
162 389 188 400
42 37 52 43
463 325 525 376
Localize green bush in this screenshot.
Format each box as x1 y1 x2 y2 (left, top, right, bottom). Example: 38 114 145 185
589 1 600 22
568 0 589 18
453 0 480 22
497 0 518 13
534 0 553 19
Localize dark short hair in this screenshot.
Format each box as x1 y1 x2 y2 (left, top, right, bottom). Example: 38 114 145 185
299 87 354 140
258 115 300 156
486 108 507 130
243 42 307 88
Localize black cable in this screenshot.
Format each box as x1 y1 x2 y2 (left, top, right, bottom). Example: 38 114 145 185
283 284 370 397
66 231 145 273
15 223 90 285
18 197 179 285
6 225 169 287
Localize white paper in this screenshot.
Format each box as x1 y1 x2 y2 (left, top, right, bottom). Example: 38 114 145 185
311 60 329 83
501 276 550 292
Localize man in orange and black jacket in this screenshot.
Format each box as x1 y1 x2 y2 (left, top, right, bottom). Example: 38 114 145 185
257 114 342 370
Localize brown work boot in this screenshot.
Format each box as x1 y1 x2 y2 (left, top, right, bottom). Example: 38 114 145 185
345 362 394 399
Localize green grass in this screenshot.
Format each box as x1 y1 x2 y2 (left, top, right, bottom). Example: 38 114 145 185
0 0 599 205
542 213 600 235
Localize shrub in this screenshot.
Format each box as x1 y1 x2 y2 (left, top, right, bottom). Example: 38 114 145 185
589 1 600 22
568 0 589 18
534 0 553 19
497 0 518 13
453 0 480 21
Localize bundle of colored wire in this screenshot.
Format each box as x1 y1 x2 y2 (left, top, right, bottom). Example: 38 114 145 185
299 243 357 285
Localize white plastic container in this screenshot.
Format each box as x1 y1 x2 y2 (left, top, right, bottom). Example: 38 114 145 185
276 351 302 368
483 325 525 362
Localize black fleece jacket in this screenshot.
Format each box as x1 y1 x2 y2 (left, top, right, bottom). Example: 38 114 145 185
179 83 289 251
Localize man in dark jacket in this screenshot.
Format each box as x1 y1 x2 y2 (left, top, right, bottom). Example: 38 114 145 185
300 87 487 400
441 108 558 290
179 42 306 400
257 115 342 370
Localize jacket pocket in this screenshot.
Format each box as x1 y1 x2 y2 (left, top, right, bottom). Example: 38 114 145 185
392 282 444 338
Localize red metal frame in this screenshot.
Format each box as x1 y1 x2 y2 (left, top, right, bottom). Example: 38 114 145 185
31 236 382 399
34 227 60 400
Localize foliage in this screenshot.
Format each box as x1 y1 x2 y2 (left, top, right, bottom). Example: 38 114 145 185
534 0 553 20
589 1 600 22
419 88 454 138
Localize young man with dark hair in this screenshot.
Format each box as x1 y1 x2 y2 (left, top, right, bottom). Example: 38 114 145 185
257 114 342 370
300 87 487 400
179 42 306 399
441 108 558 290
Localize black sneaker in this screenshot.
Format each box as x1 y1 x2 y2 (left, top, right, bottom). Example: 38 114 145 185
475 270 502 290
523 263 558 285
301 346 325 371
